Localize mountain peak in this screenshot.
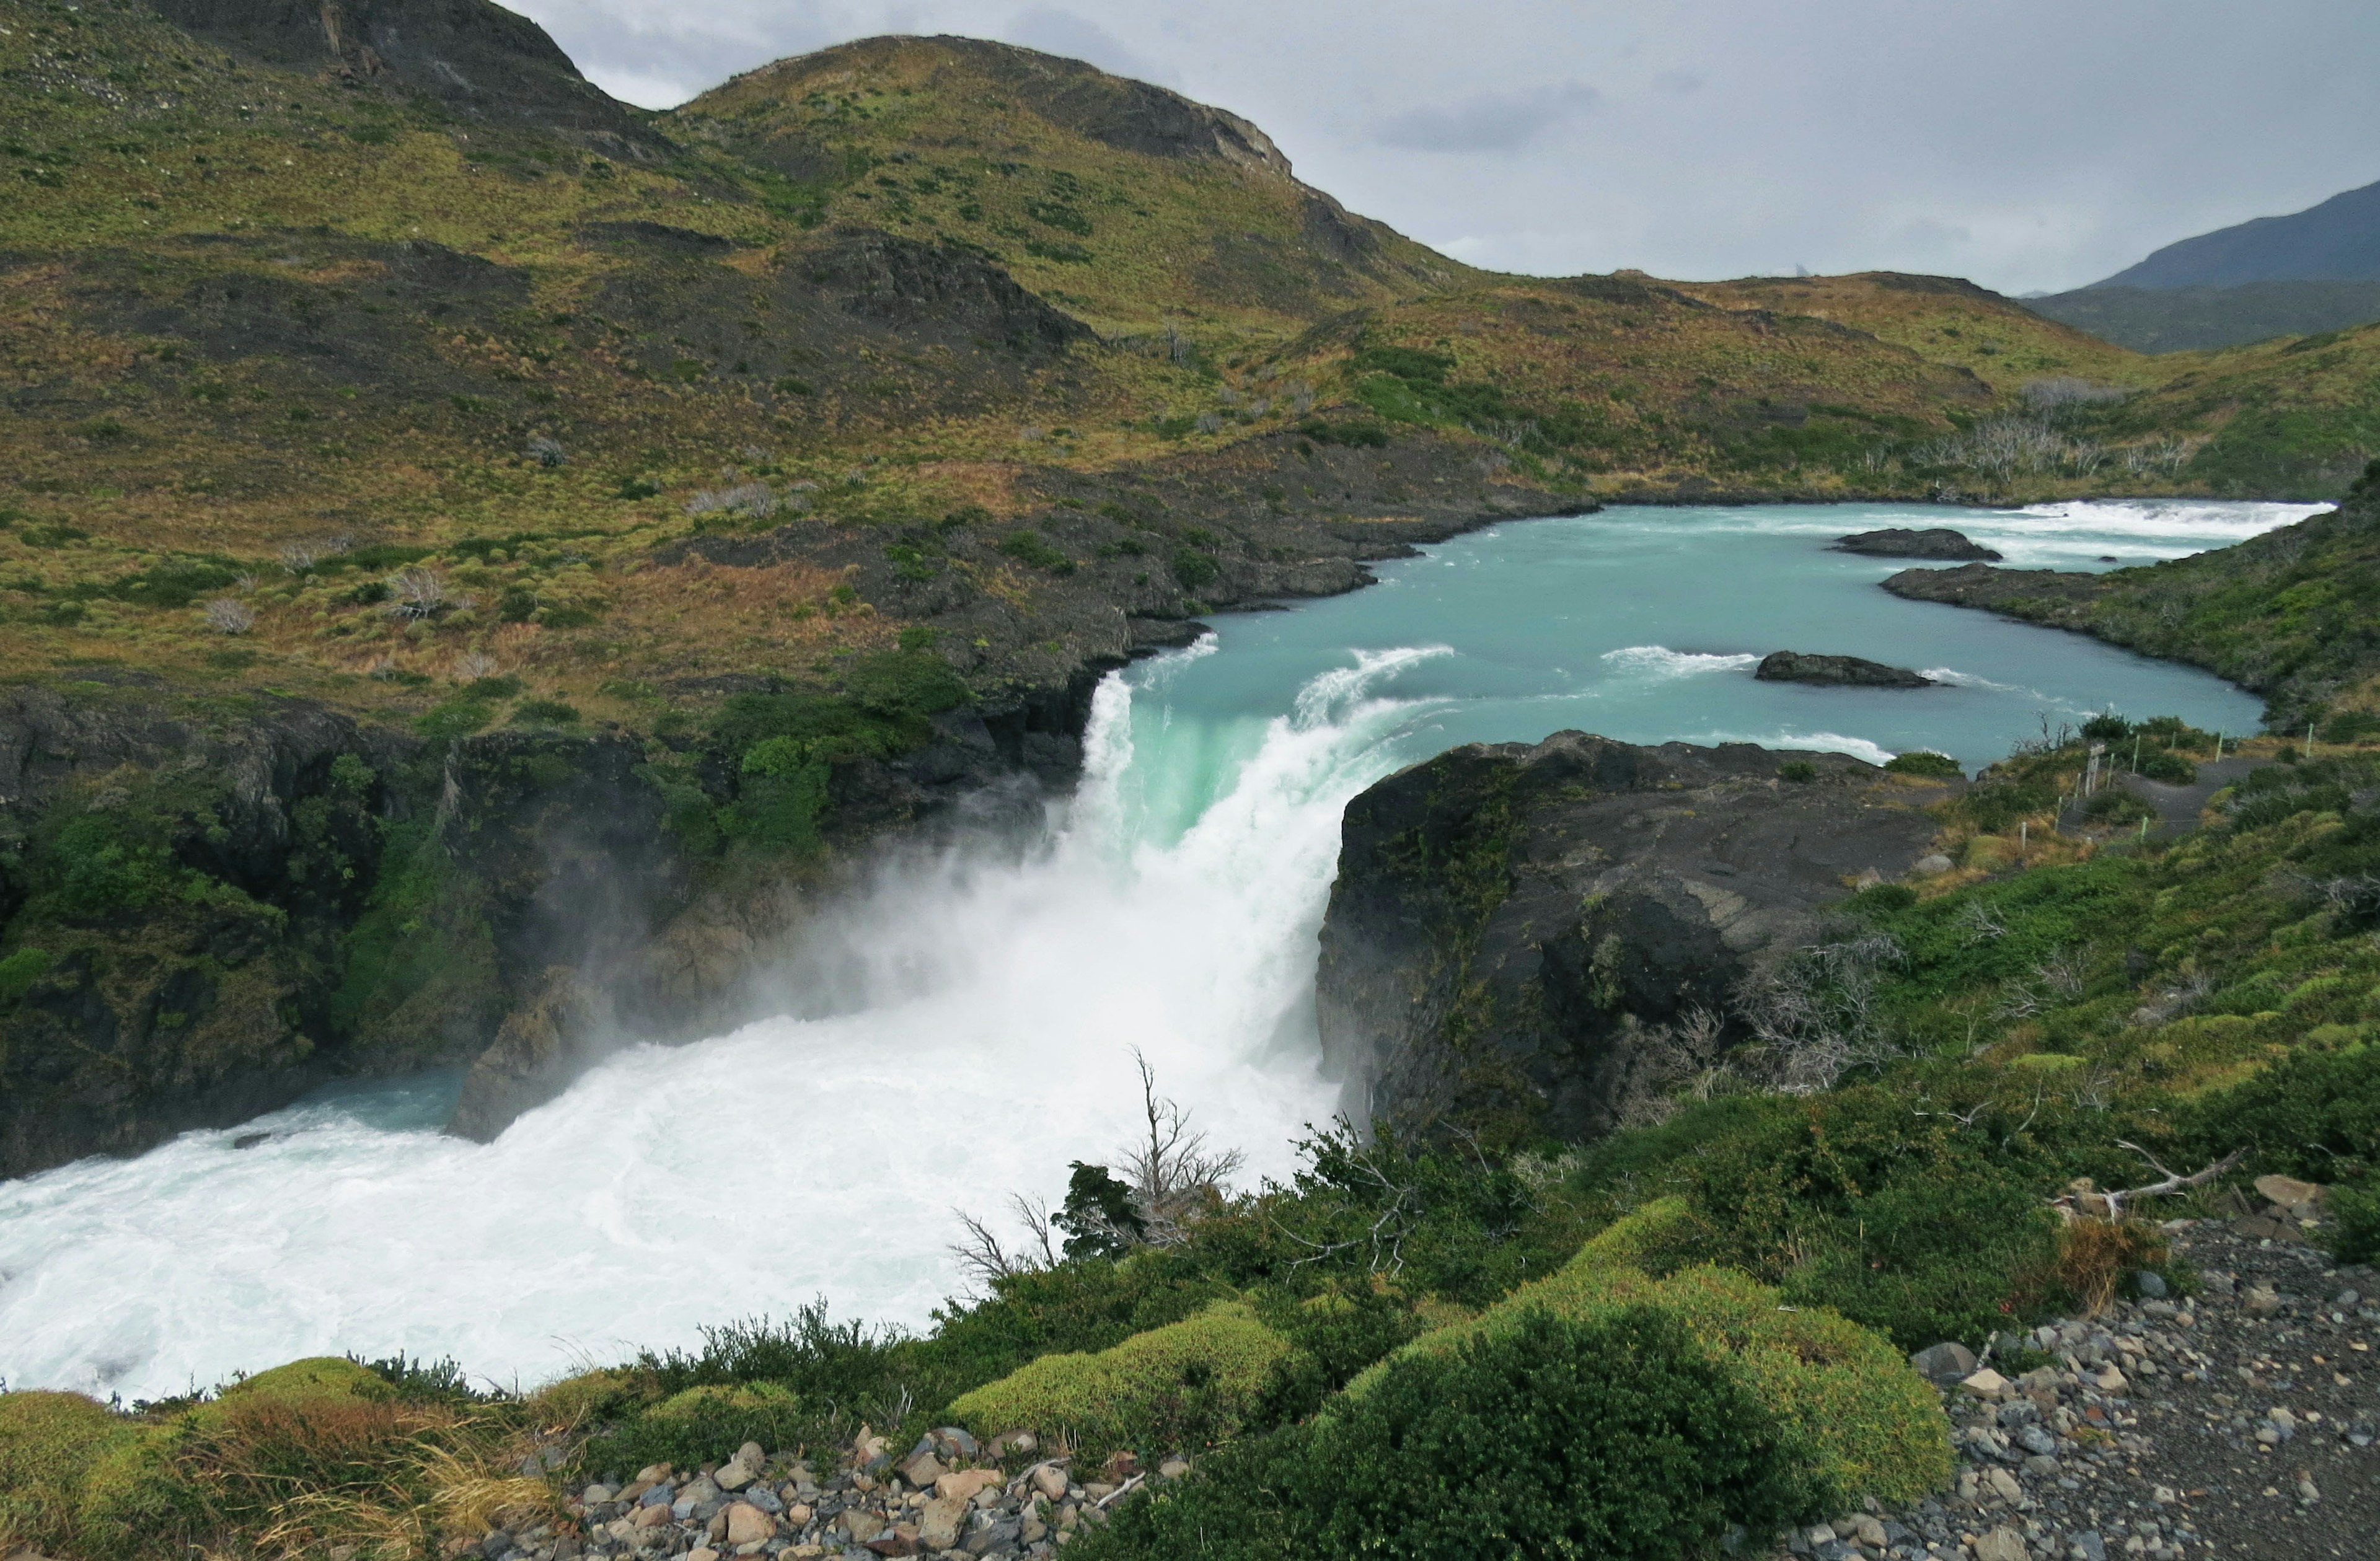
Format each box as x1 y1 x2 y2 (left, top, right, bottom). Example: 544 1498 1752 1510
690 34 1294 182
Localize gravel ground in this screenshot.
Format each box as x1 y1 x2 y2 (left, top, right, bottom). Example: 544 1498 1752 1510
1789 1206 2380 1561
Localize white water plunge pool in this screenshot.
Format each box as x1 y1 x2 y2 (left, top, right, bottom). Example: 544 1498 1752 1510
0 499 2317 1401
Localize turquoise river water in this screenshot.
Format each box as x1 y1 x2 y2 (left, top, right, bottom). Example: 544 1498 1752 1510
0 498 2317 1401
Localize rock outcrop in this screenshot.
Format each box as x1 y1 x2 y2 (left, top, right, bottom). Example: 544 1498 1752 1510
1755 651 1936 688
1879 561 2110 620
1314 733 1955 1145
147 0 665 154
0 671 1108 1179
1835 527 2003 561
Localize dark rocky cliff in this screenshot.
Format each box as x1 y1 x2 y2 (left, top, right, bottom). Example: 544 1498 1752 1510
0 672 1096 1179
1313 732 1955 1146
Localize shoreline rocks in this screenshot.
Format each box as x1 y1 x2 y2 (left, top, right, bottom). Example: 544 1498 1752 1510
1755 651 1936 688
1835 527 2003 561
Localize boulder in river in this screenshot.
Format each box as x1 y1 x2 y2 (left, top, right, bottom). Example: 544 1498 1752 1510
1755 651 1934 688
1834 527 2002 561
1314 732 1957 1144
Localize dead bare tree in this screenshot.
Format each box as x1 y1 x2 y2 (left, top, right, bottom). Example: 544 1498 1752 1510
1119 1051 1245 1246
948 1193 1059 1289
1735 931 1901 1093
1955 899 2010 946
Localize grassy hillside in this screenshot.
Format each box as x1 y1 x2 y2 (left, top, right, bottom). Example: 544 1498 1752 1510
8 0 2372 744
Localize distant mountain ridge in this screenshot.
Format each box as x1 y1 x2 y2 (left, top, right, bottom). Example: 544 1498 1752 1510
2024 177 2380 352
2027 278 2380 354
2096 178 2380 288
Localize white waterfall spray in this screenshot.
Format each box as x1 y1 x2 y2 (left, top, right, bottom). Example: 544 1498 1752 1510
0 644 1451 1404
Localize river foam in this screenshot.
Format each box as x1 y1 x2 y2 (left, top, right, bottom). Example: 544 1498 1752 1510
0 647 1455 1403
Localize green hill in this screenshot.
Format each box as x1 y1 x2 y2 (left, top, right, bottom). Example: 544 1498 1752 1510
7 0 2370 731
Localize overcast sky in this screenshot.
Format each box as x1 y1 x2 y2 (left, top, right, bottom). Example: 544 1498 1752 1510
511 0 2380 296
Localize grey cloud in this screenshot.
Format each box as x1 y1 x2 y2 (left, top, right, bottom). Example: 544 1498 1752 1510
1371 80 1598 154
514 0 2380 294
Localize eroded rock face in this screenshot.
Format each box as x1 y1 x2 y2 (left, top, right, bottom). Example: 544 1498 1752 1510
1835 527 2003 561
1313 732 1954 1145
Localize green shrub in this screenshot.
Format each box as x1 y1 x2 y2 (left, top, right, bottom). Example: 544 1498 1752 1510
1080 1306 1821 1561
584 1383 807 1474
1352 1261 1947 1508
844 648 967 719
0 1391 185 1559
413 699 495 741
997 529 1075 574
1779 759 1818 783
1567 1196 1705 1274
1349 345 1457 386
2331 1177 2380 1264
0 946 51 1004
1170 547 1219 590
2139 750 2198 785
948 1301 1290 1458
728 736 831 853
1685 1091 2064 1350
2176 1043 2380 1182
1885 750 1964 777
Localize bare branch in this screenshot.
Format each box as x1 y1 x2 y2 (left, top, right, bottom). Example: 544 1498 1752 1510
2057 1143 2247 1221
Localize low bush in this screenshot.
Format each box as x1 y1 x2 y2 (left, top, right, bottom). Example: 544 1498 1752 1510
1351 1259 1948 1509
0 1391 187 1560
948 1301 1289 1458
1078 1306 1822 1561
2330 1178 2380 1264
1683 1091 2066 1350
2174 1043 2380 1182
1884 749 1964 777
996 529 1074 574
583 1383 806 1474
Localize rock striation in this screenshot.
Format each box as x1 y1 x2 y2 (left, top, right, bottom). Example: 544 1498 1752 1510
1835 527 2004 561
1756 651 1936 688
1313 732 1955 1145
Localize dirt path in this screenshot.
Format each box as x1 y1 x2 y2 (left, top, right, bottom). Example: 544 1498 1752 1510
2058 757 2275 840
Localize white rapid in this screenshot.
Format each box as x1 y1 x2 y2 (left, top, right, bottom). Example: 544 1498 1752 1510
0 645 1450 1404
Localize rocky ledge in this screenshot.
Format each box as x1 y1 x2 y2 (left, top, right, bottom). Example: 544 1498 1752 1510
1879 563 2109 627
1828 1208 2380 1561
1836 527 2004 561
514 1427 1175 1561
1756 651 1936 688
1314 732 1956 1144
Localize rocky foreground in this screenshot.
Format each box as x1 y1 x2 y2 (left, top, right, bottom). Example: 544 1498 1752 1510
483 1427 1168 1561
355 1201 2380 1561
1835 1208 2378 1561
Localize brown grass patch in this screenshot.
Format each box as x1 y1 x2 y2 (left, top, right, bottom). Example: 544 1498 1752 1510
2055 1216 2168 1317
